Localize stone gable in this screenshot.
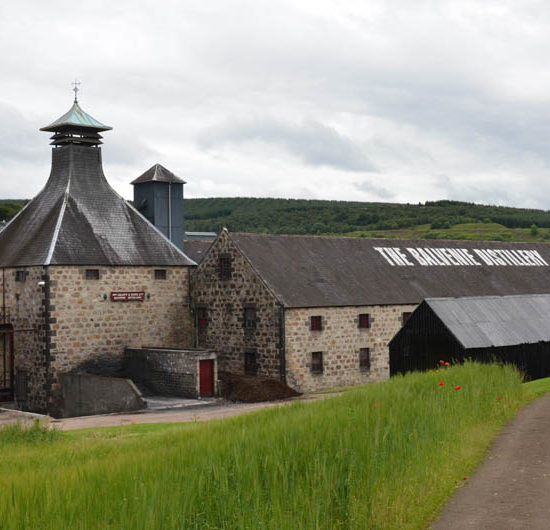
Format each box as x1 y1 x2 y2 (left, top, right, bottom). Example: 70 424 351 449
191 230 283 379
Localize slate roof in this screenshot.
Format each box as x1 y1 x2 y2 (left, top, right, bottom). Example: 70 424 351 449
423 295 550 349
228 233 550 308
183 240 213 264
0 103 195 268
131 164 186 185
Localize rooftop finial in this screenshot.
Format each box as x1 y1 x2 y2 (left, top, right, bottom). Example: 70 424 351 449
72 79 81 103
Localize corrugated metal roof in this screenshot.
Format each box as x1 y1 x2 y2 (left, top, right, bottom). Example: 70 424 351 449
425 295 550 348
0 144 195 267
40 102 112 132
130 164 186 185
229 232 550 308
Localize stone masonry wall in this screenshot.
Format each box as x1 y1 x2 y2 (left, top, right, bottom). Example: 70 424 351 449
0 266 48 412
192 230 283 379
124 347 217 398
285 304 417 393
47 265 192 414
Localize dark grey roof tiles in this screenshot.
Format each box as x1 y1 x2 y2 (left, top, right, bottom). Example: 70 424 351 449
229 232 550 308
182 240 213 264
0 145 195 267
424 295 550 348
131 164 186 185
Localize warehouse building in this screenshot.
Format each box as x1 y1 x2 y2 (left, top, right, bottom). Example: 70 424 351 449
390 294 550 380
192 231 550 392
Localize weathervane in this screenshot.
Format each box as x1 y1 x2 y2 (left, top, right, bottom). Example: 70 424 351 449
72 79 81 103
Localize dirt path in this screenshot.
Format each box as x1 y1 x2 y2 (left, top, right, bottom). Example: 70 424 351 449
52 393 335 431
432 392 550 529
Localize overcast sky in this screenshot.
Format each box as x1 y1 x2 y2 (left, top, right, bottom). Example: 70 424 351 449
2 1 550 208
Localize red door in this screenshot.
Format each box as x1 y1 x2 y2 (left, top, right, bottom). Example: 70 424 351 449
199 360 214 397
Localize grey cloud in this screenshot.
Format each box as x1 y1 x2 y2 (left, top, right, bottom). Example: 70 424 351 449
199 118 377 173
353 179 395 200
0 102 43 165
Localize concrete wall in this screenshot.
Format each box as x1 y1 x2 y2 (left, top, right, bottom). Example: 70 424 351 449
124 347 217 398
192 230 283 379
59 373 145 418
285 304 417 392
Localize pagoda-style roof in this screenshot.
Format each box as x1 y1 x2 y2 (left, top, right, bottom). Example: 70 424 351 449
131 164 186 185
40 101 112 133
0 100 195 268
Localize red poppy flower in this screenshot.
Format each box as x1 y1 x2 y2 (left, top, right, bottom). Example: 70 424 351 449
455 385 461 391
497 397 502 401
439 360 445 364
438 381 444 386
462 477 468 481
444 362 450 366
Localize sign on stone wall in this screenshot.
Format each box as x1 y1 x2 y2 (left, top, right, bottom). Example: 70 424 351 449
110 291 146 302
374 247 550 267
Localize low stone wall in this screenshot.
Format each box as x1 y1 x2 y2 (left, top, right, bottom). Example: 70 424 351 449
59 373 145 418
124 348 217 398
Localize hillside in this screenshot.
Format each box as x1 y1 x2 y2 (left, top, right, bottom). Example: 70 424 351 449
184 197 550 242
5 197 550 242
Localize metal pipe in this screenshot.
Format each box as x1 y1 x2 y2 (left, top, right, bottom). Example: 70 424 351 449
168 183 172 241
2 268 5 324
279 304 286 384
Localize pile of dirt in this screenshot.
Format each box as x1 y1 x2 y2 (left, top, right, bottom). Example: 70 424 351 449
218 371 302 402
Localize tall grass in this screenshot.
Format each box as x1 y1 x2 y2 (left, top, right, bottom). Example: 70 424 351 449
0 363 536 529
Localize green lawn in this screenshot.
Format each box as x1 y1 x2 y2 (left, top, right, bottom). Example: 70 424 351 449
0 363 546 529
347 222 550 242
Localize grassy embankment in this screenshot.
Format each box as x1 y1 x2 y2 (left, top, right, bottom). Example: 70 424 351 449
1 363 548 529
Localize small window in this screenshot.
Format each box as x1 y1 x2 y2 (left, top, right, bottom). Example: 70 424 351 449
244 307 257 329
310 316 323 331
402 312 412 326
311 352 323 374
15 270 27 282
218 255 232 280
154 269 167 280
85 269 100 280
358 313 370 329
244 351 257 375
359 348 371 371
197 307 208 328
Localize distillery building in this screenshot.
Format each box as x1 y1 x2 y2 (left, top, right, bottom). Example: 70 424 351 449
192 231 550 392
0 98 196 415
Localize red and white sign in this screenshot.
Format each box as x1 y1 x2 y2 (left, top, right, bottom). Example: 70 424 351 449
110 291 145 302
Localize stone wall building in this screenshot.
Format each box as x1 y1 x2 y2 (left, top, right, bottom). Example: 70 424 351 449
0 99 195 415
192 230 550 393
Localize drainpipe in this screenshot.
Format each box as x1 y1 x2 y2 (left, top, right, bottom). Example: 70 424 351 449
2 268 5 324
168 183 172 242
42 266 52 411
279 304 286 384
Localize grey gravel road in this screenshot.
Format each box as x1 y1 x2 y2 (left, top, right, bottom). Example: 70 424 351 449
432 392 550 529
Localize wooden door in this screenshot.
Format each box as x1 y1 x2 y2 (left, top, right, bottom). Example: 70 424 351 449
199 360 214 397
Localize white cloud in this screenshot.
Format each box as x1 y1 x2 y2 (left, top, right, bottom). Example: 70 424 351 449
1 0 550 208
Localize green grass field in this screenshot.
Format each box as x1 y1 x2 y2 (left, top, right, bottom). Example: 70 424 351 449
1 363 547 529
348 222 550 242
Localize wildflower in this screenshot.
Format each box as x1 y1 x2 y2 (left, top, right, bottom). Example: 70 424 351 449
444 362 450 366
438 381 444 386
462 477 468 481
439 360 445 364
373 402 380 407
497 397 502 401
455 385 461 391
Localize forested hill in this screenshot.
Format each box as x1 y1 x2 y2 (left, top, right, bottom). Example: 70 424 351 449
5 197 550 241
184 197 550 239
